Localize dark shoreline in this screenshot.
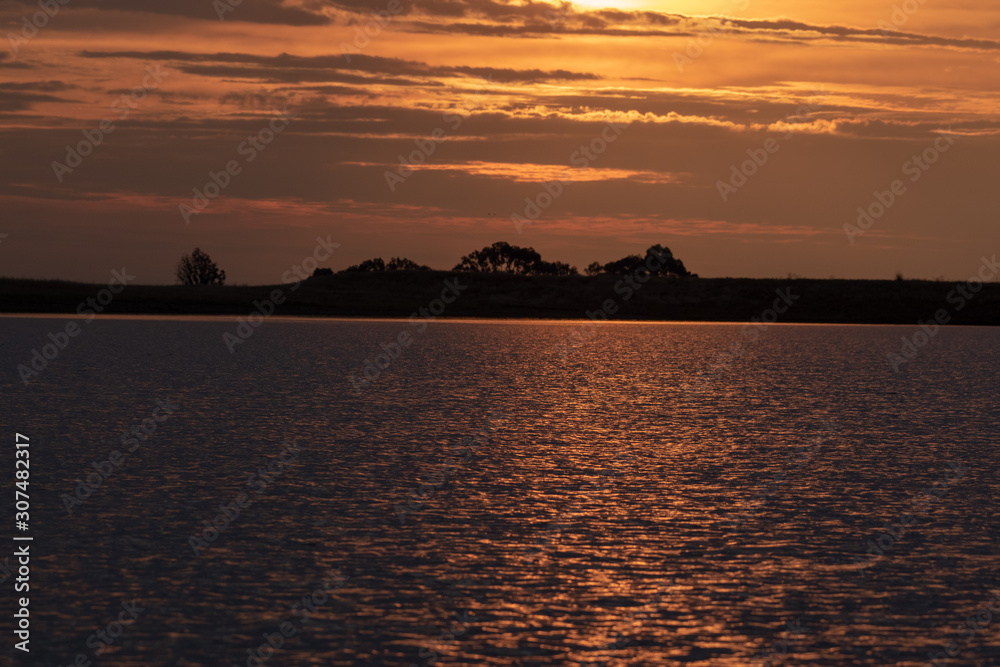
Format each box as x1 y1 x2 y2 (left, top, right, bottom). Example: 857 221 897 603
2 273 999 325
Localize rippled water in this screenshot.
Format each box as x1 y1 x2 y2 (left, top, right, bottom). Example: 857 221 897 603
2 316 999 666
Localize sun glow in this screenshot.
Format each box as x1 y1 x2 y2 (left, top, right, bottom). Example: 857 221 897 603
567 0 745 11
567 0 648 10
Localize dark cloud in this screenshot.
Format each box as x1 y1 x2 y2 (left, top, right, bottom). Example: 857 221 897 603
409 15 1000 51
327 0 571 22
321 0 1000 52
78 50 600 83
831 118 1000 138
8 0 330 25
0 97 962 203
718 16 1000 51
0 81 75 112
0 91 69 112
1 105 989 240
0 52 32 69
294 84 378 97
450 65 597 82
405 20 693 39
531 89 849 127
177 64 429 86
0 81 74 92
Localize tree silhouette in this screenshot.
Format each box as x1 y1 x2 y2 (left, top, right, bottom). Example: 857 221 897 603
176 248 226 285
644 244 695 277
453 242 578 275
533 260 577 276
589 244 695 278
330 243 695 278
346 257 385 272
343 257 430 272
386 257 431 271
602 254 645 275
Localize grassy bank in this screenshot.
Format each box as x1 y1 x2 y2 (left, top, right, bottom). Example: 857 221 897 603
1 273 999 325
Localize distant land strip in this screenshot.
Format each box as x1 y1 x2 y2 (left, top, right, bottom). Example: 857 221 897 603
1 273 999 326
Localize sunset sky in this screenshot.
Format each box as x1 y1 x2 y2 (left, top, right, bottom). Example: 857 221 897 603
1 0 998 283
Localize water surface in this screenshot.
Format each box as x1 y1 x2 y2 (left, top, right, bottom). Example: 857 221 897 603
2 317 998 665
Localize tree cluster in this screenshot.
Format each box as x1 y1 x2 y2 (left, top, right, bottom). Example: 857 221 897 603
175 243 696 284
452 241 695 278
585 244 695 278
342 257 432 272
452 241 576 276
